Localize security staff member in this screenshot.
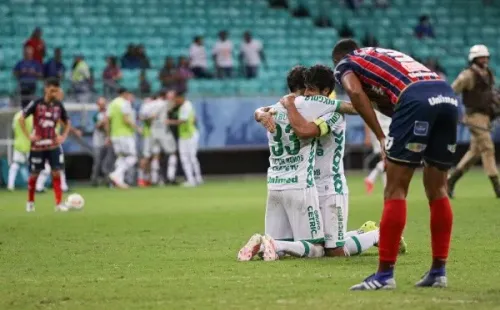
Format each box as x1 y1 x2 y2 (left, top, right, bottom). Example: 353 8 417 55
448 44 500 198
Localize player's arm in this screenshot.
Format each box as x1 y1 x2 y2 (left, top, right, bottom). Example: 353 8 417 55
56 105 71 145
284 102 321 138
337 101 358 115
451 69 474 93
341 73 385 141
122 104 142 133
254 106 276 133
166 104 189 125
20 101 38 141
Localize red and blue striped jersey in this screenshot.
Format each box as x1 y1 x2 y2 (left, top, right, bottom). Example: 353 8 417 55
334 47 441 104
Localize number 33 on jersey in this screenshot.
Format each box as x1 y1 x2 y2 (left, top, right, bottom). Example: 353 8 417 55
266 95 342 190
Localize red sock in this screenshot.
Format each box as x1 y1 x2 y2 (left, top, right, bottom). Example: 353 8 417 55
28 175 36 202
52 174 62 205
430 197 453 260
379 199 407 267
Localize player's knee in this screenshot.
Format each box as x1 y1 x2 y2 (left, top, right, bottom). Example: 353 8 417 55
51 170 61 178
425 186 447 201
384 183 407 200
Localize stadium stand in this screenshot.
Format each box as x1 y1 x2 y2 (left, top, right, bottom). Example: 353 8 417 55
0 0 499 97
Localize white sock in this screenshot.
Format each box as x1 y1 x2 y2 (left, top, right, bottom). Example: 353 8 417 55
180 153 195 184
343 230 379 256
345 230 360 238
366 160 384 183
112 157 125 179
36 168 50 191
151 158 160 184
274 240 324 258
138 168 146 180
190 153 203 184
60 171 68 191
7 162 20 189
167 154 177 182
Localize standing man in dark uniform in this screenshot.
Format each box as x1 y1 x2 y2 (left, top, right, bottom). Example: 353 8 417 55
19 78 71 212
447 45 500 198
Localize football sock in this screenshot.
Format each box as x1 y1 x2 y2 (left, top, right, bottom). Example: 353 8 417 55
345 230 360 238
7 162 19 189
138 168 146 181
344 230 379 255
367 160 385 183
274 240 324 258
180 153 195 184
167 154 177 182
36 168 50 191
191 153 202 184
60 171 68 191
112 157 126 181
430 197 453 269
378 199 407 273
52 174 62 205
151 158 160 184
28 175 36 202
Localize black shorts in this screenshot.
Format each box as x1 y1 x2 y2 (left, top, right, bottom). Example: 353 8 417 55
29 146 64 173
386 81 458 171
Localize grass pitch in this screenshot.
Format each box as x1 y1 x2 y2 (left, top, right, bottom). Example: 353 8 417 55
1 170 500 310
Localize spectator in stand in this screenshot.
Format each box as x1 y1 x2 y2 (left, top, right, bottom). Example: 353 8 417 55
121 44 141 69
374 0 389 8
159 56 178 91
137 44 151 69
362 32 379 47
177 56 193 93
103 56 122 97
189 36 211 79
13 46 43 107
292 1 310 17
139 69 151 96
71 54 92 102
414 15 435 39
424 58 447 80
314 13 333 28
345 0 361 11
269 0 288 8
44 47 65 82
24 27 45 64
213 30 234 79
240 31 265 79
339 22 355 38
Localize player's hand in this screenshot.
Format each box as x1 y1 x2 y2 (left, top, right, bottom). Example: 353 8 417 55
378 137 387 161
105 137 111 146
258 111 277 133
74 129 83 137
30 134 40 142
279 94 297 109
55 135 67 145
136 127 143 135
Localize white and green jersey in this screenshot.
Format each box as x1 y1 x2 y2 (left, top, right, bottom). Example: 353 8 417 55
267 95 342 191
314 112 349 196
178 100 197 140
107 97 135 138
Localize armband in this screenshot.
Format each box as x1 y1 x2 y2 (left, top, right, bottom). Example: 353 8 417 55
314 118 330 136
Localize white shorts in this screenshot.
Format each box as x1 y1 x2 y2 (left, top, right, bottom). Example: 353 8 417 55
112 137 137 156
319 194 349 249
265 187 324 243
13 150 28 164
179 132 199 156
143 133 177 158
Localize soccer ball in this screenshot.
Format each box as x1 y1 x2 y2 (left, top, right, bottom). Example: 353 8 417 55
66 193 85 210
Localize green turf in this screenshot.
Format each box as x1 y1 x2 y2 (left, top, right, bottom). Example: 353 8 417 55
1 170 499 310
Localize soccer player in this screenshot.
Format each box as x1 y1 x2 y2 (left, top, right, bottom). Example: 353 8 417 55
238 65 357 261
140 91 178 186
19 78 71 212
107 88 140 189
333 39 456 290
7 110 33 191
364 110 392 194
138 96 155 186
166 91 202 187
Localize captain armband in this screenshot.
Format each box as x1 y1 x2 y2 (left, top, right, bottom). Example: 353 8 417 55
314 118 331 136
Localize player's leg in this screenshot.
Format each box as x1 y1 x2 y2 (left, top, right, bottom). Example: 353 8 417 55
365 131 382 194
27 150 47 211
138 137 151 186
416 100 457 288
35 162 51 192
48 147 67 211
159 133 178 184
189 132 203 184
109 138 129 188
179 138 196 186
475 120 500 197
8 151 26 190
150 155 161 185
59 147 68 192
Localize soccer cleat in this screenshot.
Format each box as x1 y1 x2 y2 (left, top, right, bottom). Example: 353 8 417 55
182 182 196 188
237 233 263 261
26 202 35 212
358 221 378 234
55 204 69 212
7 186 14 191
137 178 148 188
364 178 374 194
36 189 46 194
109 173 129 189
399 237 408 254
350 273 396 291
415 271 447 288
261 234 279 261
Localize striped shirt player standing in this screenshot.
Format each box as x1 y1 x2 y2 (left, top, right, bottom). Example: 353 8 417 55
19 78 71 212
332 39 457 290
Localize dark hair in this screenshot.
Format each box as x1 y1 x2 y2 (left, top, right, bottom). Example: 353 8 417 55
303 64 335 93
286 66 307 92
419 15 429 22
332 38 359 60
118 87 129 94
194 36 202 42
175 90 186 97
45 77 60 87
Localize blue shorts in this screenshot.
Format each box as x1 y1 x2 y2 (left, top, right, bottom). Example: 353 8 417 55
29 146 64 173
387 81 458 170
